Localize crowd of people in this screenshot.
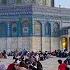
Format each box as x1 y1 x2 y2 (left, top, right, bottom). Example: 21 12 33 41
1 49 70 70
51 49 69 57
7 51 43 70
0 49 50 70
0 50 7 59
6 49 52 70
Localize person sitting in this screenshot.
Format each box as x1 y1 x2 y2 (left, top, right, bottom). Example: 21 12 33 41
58 59 67 70
19 61 28 70
37 61 43 70
7 59 20 70
7 63 15 70
2 50 7 58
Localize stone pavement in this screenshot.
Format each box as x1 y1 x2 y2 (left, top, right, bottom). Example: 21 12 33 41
0 56 66 70
0 56 14 69
41 56 66 70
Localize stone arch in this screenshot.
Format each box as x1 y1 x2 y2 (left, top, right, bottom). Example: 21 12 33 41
22 20 31 51
42 21 51 52
32 20 42 52
50 21 60 52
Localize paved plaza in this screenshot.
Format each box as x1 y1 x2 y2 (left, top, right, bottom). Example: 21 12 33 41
41 57 66 70
0 56 66 70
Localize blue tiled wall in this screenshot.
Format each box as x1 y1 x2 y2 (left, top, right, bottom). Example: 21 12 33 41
45 21 51 37
0 5 32 37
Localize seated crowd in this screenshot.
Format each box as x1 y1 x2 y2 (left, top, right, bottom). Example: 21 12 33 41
1 49 70 70
7 51 43 70
0 50 7 59
51 49 69 57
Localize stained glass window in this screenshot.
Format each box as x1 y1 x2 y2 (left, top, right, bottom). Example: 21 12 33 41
11 22 17 37
22 20 29 36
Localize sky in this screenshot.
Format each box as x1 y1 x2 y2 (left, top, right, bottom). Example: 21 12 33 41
55 0 70 8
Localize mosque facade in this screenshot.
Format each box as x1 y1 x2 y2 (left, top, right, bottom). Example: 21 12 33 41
0 0 70 52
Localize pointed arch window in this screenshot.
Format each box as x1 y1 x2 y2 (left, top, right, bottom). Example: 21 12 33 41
22 20 29 36
33 20 42 36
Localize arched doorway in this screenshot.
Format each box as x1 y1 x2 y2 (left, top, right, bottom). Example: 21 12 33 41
10 21 18 51
50 21 60 52
44 21 51 52
0 22 7 51
61 37 68 51
32 20 42 52
22 20 31 51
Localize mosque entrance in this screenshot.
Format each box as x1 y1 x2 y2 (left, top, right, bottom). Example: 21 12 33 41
69 37 70 51
61 37 68 51
32 20 42 52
